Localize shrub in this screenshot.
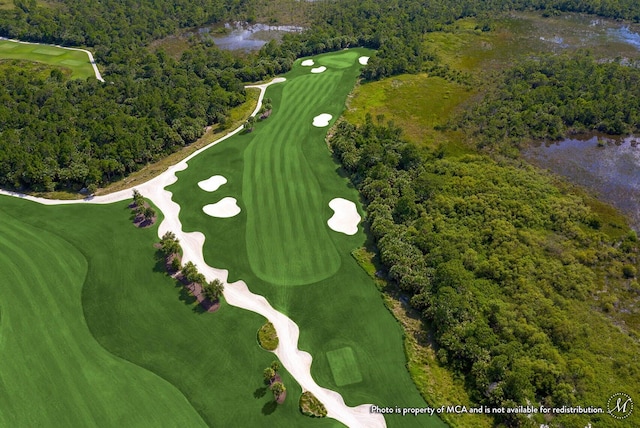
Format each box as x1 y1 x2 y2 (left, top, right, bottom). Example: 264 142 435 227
299 391 327 417
257 321 278 351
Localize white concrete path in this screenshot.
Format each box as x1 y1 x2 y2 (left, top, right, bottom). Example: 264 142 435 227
0 77 385 428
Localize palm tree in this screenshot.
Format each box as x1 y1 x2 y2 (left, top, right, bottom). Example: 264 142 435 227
160 231 181 256
182 261 198 283
203 279 224 301
244 115 256 132
132 189 144 207
143 206 156 223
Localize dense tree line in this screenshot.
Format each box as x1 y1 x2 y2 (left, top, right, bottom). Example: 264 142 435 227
459 52 640 155
329 116 640 426
0 52 249 191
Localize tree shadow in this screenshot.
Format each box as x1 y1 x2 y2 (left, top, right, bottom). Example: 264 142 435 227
177 284 196 305
254 387 267 399
192 302 206 314
262 400 277 415
152 250 167 273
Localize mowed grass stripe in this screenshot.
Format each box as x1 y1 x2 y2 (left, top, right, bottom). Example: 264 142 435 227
244 72 342 285
0 223 103 426
0 197 337 428
0 208 208 428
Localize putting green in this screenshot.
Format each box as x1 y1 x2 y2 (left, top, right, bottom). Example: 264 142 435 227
0 39 96 79
326 347 362 387
170 49 448 428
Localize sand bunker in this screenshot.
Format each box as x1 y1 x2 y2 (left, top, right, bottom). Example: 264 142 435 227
203 197 241 218
312 114 333 127
358 56 369 65
301 59 314 66
311 66 327 73
198 175 227 192
327 198 360 235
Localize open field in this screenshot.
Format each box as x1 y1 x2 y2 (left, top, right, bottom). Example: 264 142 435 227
169 49 447 428
0 201 207 427
0 39 96 79
0 196 342 427
345 12 640 154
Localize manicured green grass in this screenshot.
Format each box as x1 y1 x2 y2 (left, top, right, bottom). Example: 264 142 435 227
0 196 342 427
0 201 206 427
326 347 362 387
0 39 95 79
169 49 447 428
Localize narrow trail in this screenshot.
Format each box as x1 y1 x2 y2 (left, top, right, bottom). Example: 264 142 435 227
0 77 385 428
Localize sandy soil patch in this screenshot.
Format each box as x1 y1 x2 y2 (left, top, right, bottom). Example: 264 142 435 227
198 175 227 192
312 114 333 127
203 197 241 218
327 198 360 235
358 56 370 65
311 66 327 74
301 59 314 66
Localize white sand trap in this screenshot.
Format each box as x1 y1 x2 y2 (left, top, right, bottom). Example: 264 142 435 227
301 59 314 66
313 113 333 127
327 198 360 235
197 175 227 192
203 197 241 218
358 56 370 65
311 66 327 73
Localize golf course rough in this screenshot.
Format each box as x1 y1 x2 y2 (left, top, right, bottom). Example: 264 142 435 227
170 49 448 428
0 202 207 427
0 197 343 428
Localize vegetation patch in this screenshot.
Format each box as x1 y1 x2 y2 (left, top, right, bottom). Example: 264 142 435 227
258 321 279 351
330 117 640 427
299 391 327 418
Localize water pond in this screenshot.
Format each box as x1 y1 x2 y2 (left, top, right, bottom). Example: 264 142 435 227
524 136 640 231
197 22 303 52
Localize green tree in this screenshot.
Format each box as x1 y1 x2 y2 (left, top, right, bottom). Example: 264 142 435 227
271 381 286 402
160 231 181 256
263 367 275 384
202 278 224 301
244 115 256 132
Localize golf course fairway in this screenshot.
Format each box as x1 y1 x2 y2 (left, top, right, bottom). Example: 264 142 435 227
170 49 447 428
0 38 99 80
0 197 342 427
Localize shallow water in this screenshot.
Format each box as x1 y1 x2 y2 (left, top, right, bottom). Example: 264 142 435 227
200 22 303 52
608 26 640 50
524 136 640 231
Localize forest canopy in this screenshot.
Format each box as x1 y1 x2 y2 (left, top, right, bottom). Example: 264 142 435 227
459 52 640 155
329 116 640 426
